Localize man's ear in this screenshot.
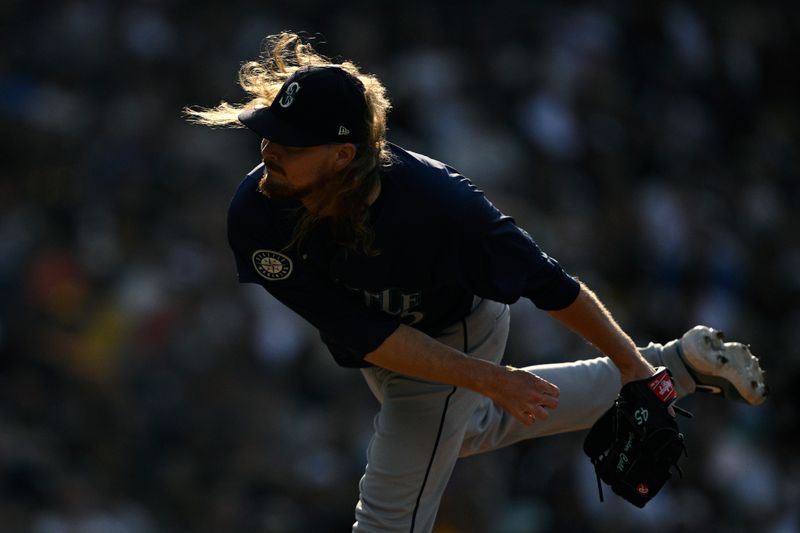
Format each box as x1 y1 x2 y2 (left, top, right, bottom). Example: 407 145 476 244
332 143 357 171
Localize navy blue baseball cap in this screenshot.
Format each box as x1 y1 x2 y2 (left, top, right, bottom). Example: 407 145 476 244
238 65 369 147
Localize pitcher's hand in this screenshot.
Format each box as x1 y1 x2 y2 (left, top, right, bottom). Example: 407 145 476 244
486 366 560 426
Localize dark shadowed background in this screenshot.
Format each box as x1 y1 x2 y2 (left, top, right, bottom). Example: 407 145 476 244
1 1 798 532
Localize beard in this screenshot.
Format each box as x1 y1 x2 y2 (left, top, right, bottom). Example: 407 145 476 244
260 168 317 200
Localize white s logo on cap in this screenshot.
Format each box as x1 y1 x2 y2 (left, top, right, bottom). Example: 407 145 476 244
279 82 301 108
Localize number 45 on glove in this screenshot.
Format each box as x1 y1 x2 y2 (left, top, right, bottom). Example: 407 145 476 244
583 367 691 508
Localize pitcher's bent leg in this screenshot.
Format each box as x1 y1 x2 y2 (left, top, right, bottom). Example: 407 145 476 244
460 357 621 457
460 338 699 457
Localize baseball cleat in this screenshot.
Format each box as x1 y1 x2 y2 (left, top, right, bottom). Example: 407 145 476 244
676 326 768 406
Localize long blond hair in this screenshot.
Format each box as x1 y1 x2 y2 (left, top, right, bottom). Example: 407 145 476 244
184 32 392 255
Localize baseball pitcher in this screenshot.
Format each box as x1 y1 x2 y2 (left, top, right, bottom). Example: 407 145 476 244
185 32 767 533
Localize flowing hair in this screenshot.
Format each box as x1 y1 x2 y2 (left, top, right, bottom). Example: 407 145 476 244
183 32 393 255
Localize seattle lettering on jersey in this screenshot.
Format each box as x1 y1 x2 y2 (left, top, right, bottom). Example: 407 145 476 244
354 287 424 325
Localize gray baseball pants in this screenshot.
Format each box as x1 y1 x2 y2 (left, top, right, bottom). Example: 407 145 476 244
353 298 694 533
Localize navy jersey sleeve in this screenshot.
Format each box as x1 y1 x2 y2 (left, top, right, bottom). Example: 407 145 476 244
227 186 401 368
450 183 580 310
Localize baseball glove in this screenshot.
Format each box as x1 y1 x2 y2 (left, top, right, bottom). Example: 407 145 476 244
583 367 689 508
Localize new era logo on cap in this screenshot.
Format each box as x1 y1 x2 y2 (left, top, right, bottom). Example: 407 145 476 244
238 65 368 147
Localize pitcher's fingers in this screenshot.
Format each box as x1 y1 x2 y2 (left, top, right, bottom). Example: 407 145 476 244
535 393 559 410
532 374 560 397
532 404 550 421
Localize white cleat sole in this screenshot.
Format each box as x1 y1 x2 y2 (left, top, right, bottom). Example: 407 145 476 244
677 326 768 406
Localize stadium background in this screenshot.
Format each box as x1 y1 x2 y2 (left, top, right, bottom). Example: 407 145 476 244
1 1 798 531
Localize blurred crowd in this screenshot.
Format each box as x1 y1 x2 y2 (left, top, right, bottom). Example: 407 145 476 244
1 1 798 532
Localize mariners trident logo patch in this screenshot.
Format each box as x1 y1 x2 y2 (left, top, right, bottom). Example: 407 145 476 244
252 249 293 281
